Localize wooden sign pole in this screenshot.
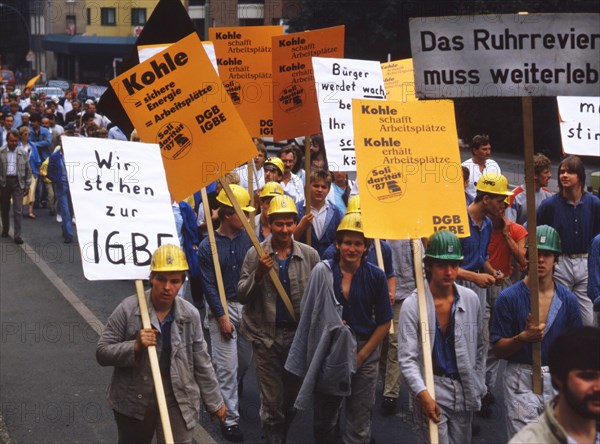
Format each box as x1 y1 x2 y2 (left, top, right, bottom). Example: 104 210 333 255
411 240 438 444
304 135 312 246
522 96 542 394
248 160 255 231
374 239 394 335
220 181 297 321
135 280 174 444
200 188 230 319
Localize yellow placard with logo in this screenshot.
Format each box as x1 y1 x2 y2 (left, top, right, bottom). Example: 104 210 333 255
381 59 417 102
353 99 468 239
110 33 257 202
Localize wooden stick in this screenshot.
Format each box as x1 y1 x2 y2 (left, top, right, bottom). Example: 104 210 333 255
411 240 439 444
220 181 297 321
374 239 394 335
134 279 174 444
247 160 255 231
304 135 312 246
200 188 229 319
522 96 542 394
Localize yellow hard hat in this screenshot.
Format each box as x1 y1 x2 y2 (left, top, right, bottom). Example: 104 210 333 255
259 181 284 199
264 157 284 175
346 195 361 214
268 194 297 216
216 184 255 212
150 244 189 272
337 212 364 234
475 172 512 196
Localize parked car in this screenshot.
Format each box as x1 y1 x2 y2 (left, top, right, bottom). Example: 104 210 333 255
77 85 108 102
46 79 71 93
33 86 65 99
1 69 15 90
72 83 89 98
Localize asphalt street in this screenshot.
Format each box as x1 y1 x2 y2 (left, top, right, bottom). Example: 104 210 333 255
1 148 597 443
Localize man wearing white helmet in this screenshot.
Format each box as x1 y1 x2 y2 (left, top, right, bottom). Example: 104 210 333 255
97 244 226 443
198 184 254 442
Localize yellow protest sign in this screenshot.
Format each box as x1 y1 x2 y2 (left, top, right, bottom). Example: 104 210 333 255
110 32 257 202
209 26 284 138
381 59 417 102
353 99 468 239
272 26 345 141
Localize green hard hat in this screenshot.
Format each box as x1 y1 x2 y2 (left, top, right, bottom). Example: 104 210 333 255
425 230 464 260
528 225 562 253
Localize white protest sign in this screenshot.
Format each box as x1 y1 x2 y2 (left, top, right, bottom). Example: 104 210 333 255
138 42 219 73
312 57 387 171
557 96 600 156
410 13 600 98
62 137 179 281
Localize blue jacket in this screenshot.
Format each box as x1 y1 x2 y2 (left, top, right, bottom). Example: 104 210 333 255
47 150 68 190
322 239 394 278
297 203 343 258
179 201 200 278
28 127 52 160
26 144 41 179
198 229 252 318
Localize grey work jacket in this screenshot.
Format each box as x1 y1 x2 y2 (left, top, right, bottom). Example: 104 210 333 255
96 292 224 429
398 281 486 411
285 261 357 409
236 239 320 347
0 145 31 189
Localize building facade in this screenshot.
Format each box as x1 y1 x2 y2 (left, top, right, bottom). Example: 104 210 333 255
35 0 296 84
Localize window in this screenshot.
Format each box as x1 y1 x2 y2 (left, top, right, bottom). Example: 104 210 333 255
86 8 91 25
239 18 264 26
66 15 76 34
131 8 146 26
192 19 205 39
101 8 116 26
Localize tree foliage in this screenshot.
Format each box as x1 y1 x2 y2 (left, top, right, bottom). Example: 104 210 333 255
289 0 599 61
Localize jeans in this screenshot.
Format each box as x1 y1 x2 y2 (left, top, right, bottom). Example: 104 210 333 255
55 185 73 240
208 301 252 427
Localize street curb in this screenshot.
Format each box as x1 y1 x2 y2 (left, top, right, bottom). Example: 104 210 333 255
0 413 14 444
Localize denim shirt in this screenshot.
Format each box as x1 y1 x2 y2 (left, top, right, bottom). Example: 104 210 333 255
198 229 253 317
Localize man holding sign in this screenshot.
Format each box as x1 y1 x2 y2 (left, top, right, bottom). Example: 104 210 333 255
399 230 485 444
96 244 225 443
198 184 254 442
490 225 582 439
237 195 320 444
311 212 392 444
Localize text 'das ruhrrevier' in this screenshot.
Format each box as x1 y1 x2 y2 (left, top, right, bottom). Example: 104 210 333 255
409 13 600 98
